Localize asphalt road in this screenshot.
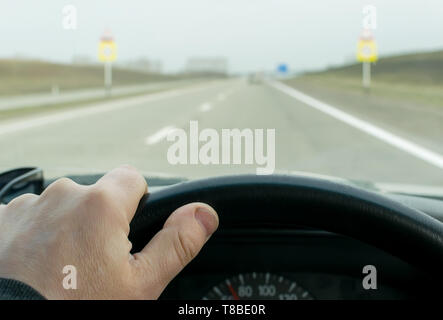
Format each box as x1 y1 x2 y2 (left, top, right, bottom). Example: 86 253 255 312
0 78 442 189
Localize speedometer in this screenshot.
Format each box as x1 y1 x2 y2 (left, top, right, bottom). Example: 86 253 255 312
202 272 313 300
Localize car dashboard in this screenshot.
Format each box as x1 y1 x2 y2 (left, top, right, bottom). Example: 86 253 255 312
1 170 442 300
161 227 433 300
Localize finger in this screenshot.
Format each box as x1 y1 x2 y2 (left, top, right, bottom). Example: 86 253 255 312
131 202 218 297
5 193 39 209
94 165 147 222
41 177 79 198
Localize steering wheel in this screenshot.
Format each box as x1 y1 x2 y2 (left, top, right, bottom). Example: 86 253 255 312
129 174 443 290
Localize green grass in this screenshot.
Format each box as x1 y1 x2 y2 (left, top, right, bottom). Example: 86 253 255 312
310 50 443 85
0 59 204 96
286 49 443 107
0 58 226 122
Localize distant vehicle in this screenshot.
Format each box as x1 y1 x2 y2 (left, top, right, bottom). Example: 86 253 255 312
248 72 264 84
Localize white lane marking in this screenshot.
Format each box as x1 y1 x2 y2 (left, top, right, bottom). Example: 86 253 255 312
0 82 221 137
145 126 177 145
200 102 212 112
269 80 443 170
289 282 296 292
199 91 228 113
198 88 235 113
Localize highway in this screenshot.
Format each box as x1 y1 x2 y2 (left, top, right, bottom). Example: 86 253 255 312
0 79 203 111
0 78 442 189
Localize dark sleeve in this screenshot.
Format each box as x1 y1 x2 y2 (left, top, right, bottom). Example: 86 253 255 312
0 278 45 300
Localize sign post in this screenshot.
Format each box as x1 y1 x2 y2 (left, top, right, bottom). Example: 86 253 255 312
104 61 112 94
98 31 117 97
362 61 371 88
356 29 377 89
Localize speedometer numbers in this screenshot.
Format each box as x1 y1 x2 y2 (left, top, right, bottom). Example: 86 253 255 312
202 272 313 300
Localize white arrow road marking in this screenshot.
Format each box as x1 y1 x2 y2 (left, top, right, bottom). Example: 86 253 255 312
269 80 443 170
145 126 177 145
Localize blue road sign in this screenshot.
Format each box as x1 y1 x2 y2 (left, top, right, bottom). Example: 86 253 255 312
277 63 288 74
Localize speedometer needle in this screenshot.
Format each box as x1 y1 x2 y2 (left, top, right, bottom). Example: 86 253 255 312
227 284 240 300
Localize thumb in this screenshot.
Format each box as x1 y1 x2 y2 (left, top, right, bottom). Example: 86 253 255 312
131 202 219 298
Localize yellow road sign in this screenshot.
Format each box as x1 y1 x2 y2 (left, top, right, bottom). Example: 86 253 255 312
98 40 117 62
357 39 377 62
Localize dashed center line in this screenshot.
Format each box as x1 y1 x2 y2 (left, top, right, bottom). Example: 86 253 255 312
198 89 234 113
145 126 177 145
148 89 234 146
0 82 222 137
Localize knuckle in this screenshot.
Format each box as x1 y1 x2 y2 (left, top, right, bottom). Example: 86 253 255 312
118 165 140 180
83 185 112 209
45 177 77 195
119 165 146 186
119 164 138 173
6 193 37 209
82 185 125 221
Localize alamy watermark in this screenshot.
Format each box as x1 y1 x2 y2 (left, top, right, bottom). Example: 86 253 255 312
166 121 275 175
62 4 77 30
362 265 377 290
362 4 376 30
62 265 77 290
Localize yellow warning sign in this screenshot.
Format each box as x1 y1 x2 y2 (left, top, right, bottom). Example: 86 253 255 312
357 39 377 62
98 40 117 62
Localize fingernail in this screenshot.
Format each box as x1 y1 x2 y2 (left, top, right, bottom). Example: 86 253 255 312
195 206 219 237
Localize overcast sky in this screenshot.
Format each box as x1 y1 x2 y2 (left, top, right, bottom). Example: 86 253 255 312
0 0 442 73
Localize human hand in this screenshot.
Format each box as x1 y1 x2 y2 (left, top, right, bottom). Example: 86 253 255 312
0 165 219 299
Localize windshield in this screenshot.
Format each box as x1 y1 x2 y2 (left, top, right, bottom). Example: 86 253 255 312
1 0 442 187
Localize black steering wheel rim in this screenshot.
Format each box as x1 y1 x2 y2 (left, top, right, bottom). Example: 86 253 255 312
129 174 443 279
